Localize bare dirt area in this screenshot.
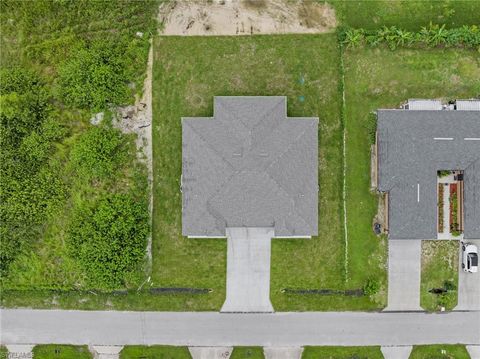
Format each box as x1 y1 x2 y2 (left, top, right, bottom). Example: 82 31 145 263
159 0 337 36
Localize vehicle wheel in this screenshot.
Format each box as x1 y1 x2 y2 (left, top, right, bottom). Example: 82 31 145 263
462 263 465 269
462 245 466 251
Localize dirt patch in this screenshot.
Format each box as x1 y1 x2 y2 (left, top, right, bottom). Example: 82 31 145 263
374 193 387 235
159 0 337 36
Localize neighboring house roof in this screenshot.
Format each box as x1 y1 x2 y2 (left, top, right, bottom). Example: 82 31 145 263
377 110 480 240
182 96 318 237
407 99 443 110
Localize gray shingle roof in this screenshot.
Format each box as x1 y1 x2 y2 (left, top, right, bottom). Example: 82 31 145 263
377 110 480 239
182 96 318 237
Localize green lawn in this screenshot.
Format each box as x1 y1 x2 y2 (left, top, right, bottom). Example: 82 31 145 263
0 346 7 359
410 345 470 359
33 345 92 359
302 346 383 359
331 0 480 30
120 346 191 359
231 347 265 359
421 241 459 311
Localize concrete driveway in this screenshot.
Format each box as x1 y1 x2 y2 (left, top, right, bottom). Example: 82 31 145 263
385 239 422 311
221 227 274 313
456 240 480 310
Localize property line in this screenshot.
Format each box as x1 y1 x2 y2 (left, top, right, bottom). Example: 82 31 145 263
339 39 349 283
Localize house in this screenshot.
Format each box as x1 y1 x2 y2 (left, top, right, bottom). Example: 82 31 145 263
182 96 318 238
376 101 480 240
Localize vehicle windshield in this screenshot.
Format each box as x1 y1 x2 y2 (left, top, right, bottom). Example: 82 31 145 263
470 253 478 266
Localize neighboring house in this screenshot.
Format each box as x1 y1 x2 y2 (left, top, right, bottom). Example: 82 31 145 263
182 96 318 238
376 99 480 240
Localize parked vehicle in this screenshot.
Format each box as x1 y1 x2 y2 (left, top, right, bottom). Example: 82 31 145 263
462 243 478 273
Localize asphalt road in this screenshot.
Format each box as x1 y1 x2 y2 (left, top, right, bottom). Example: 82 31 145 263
1 310 479 346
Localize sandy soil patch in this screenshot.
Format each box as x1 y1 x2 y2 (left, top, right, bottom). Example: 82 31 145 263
159 0 337 36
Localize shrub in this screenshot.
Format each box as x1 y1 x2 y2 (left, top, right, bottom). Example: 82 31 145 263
365 112 377 145
342 24 480 50
67 193 148 289
363 278 380 296
444 280 456 292
69 125 126 180
0 68 50 149
58 40 130 111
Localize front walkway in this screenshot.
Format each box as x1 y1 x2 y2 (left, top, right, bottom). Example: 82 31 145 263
221 227 274 313
385 240 422 311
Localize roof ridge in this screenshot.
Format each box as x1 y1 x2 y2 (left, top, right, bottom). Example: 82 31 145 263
266 120 316 172
184 120 236 171
264 170 314 234
263 122 317 234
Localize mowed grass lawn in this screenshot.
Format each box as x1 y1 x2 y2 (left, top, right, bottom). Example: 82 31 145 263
344 47 479 307
410 345 471 359
302 346 383 359
421 241 459 311
120 346 191 359
337 0 480 30
152 34 357 311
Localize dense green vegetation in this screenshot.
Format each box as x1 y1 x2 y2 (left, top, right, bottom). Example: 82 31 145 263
67 192 149 289
341 24 480 50
0 0 156 292
32 345 92 359
120 346 192 359
410 345 470 359
0 68 66 275
302 346 383 359
58 40 134 110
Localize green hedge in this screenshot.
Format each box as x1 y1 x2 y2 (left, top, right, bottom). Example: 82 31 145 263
340 24 480 50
